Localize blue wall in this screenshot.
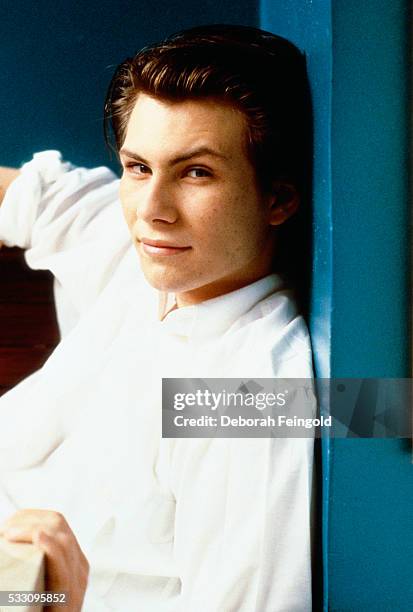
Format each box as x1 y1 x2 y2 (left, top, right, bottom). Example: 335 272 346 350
1 0 257 173
261 1 411 610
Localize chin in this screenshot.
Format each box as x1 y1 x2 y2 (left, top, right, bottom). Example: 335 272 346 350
141 266 198 294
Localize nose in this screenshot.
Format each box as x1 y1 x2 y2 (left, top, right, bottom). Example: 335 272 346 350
135 176 178 225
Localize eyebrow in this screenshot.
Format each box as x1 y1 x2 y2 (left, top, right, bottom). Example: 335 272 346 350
119 146 228 166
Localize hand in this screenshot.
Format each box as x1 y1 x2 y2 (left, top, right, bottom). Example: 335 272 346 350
0 509 89 612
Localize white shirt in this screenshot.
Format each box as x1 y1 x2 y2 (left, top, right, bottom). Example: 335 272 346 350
0 151 315 611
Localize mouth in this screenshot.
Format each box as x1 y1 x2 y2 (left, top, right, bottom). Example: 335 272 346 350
139 238 191 256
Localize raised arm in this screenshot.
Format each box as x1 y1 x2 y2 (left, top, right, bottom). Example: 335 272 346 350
0 152 130 332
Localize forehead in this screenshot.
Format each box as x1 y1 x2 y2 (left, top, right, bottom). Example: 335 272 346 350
122 94 248 161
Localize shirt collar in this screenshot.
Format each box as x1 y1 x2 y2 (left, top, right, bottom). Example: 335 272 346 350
158 274 284 341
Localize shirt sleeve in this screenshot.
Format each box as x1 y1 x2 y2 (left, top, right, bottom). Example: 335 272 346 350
0 151 131 331
169 436 314 612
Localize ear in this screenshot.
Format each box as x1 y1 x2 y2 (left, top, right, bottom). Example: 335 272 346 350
268 182 300 226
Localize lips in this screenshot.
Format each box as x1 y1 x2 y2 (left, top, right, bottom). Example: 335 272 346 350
139 238 191 256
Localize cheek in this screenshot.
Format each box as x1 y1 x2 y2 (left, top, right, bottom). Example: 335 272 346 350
193 199 247 259
123 206 134 227
119 183 135 229
121 204 134 231
206 193 266 260
207 190 259 238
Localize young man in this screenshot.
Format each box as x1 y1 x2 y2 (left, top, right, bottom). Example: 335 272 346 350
0 25 314 611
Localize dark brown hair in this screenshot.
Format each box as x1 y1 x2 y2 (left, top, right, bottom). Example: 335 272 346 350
104 25 312 311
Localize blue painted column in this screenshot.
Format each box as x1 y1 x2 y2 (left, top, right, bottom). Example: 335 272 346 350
327 3 411 611
261 1 411 610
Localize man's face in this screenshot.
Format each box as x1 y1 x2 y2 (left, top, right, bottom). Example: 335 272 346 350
119 94 284 306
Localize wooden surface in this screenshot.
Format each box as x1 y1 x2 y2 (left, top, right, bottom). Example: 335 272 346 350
0 248 59 395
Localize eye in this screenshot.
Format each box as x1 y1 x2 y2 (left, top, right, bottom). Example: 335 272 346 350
125 163 151 176
186 167 212 178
